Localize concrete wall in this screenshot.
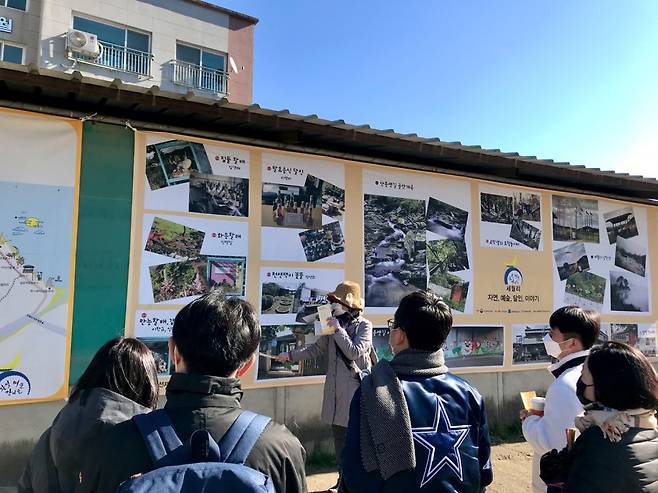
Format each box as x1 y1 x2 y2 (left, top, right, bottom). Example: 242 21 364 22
0 368 553 486
0 1 42 64
37 0 252 101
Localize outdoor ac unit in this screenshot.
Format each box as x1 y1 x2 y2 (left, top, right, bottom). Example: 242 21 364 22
66 29 101 58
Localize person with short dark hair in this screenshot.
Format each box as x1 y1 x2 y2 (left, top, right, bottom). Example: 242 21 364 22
546 342 658 492
341 290 492 492
521 305 600 492
19 337 159 493
85 292 307 493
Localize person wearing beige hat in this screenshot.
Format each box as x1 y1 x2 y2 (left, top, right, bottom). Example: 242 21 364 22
277 280 374 492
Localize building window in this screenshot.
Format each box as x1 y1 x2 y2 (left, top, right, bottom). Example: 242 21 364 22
172 43 228 94
71 16 151 76
1 0 27 11
0 42 23 64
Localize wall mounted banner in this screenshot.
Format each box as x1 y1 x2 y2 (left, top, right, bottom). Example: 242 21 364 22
0 111 79 404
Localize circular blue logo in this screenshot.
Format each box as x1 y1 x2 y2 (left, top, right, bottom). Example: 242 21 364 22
0 370 32 397
504 266 523 286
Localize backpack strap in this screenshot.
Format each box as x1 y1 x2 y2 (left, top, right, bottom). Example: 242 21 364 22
133 409 183 464
219 411 272 465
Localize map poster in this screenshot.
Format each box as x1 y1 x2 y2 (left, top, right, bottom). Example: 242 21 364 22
0 111 79 404
144 135 250 216
362 169 472 314
261 153 346 263
138 215 248 305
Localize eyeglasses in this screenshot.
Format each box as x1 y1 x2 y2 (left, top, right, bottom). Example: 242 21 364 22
387 319 398 331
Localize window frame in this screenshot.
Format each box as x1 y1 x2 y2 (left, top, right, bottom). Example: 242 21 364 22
1 0 28 12
0 41 24 64
175 41 227 72
72 14 151 54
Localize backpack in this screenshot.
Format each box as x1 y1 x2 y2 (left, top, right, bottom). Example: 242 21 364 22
117 409 275 493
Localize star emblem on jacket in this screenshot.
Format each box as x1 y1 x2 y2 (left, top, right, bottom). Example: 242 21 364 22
411 395 471 487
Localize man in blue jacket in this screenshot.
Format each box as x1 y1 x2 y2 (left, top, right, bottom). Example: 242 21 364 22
341 290 492 493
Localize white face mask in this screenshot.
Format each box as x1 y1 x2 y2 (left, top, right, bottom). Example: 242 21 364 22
543 333 563 358
331 302 346 317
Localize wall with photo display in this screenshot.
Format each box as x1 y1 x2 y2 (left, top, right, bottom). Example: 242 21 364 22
124 130 658 389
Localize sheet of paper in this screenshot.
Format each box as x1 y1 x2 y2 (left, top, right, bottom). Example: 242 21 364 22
316 304 334 335
520 390 537 411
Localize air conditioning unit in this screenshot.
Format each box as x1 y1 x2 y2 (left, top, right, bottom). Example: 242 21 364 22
66 29 101 58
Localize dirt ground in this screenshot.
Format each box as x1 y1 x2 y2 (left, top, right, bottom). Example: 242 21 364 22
307 441 533 493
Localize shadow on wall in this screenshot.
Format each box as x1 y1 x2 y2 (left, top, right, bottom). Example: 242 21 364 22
0 439 33 486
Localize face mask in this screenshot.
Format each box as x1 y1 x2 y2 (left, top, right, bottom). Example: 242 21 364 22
542 333 563 358
331 302 346 317
576 377 595 406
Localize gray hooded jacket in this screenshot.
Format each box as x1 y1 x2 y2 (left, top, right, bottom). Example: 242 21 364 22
18 388 150 493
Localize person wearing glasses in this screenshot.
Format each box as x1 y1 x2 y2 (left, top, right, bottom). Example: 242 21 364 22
341 290 492 493
276 281 374 493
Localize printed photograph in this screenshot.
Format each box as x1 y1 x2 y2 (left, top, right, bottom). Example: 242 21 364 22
480 193 513 224
512 192 541 222
552 196 600 243
261 179 323 229
610 323 639 347
372 327 394 362
206 256 246 296
443 326 504 368
258 324 327 380
428 272 469 313
512 324 552 364
614 236 646 277
145 217 205 260
510 218 541 250
299 221 345 262
261 280 329 321
604 207 638 244
189 172 249 217
427 239 469 274
320 179 346 220
141 338 171 376
553 242 590 281
426 197 468 240
145 140 213 190
638 326 657 357
363 194 427 307
149 258 209 303
610 271 650 312
564 271 606 310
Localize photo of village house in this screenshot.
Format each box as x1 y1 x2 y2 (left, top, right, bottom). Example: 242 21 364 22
426 197 468 240
372 327 394 362
552 195 600 243
141 338 172 377
604 207 639 244
564 271 606 310
427 239 469 274
443 326 504 368
145 140 213 190
299 221 345 262
480 193 513 224
363 194 427 307
257 324 327 380
189 172 249 217
553 242 590 281
261 280 329 321
149 258 209 303
610 323 639 346
512 324 552 364
615 236 646 277
428 272 469 313
512 192 541 222
610 271 649 312
206 256 246 296
320 179 346 220
261 179 323 229
510 218 541 250
145 217 205 260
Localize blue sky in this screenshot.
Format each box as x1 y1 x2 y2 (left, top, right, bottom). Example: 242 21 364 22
216 1 658 178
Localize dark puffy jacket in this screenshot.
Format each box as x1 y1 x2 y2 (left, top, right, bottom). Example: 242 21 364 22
342 372 492 493
81 373 307 493
566 426 658 492
18 388 150 493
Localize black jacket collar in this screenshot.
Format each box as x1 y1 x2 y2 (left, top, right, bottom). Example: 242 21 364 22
164 373 243 409
549 352 588 379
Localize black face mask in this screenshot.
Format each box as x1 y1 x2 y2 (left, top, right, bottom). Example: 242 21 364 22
576 377 595 406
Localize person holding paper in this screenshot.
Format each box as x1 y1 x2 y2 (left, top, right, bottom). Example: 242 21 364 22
520 306 600 493
276 280 374 492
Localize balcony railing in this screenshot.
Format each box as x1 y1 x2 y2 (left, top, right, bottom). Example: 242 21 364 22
171 60 229 94
69 41 151 77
